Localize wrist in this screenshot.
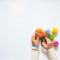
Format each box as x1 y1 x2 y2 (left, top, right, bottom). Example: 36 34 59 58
32 44 39 51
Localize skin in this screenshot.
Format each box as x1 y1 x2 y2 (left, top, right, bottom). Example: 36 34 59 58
31 34 40 46
31 34 53 50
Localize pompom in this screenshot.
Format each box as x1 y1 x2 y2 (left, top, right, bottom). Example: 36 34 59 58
52 28 58 34
49 34 54 40
45 29 51 35
36 28 46 37
53 41 59 47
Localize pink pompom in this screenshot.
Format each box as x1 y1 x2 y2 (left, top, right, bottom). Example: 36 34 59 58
53 41 59 47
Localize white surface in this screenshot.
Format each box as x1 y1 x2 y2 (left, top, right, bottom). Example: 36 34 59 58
0 0 60 60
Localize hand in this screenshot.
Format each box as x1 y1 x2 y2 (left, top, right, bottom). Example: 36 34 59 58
42 38 53 50
31 34 40 46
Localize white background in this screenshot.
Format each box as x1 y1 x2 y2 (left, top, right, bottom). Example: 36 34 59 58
0 0 60 60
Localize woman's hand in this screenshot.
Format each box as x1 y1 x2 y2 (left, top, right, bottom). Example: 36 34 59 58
42 38 53 50
31 34 53 50
31 34 40 46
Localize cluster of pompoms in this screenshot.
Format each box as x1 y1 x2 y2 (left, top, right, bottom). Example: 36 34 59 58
35 28 59 47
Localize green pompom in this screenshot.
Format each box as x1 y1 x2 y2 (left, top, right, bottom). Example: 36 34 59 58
49 34 55 41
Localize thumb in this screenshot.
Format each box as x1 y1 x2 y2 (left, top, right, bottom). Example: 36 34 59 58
36 37 40 40
42 42 47 49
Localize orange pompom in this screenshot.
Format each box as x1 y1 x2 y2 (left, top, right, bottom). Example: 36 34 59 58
35 28 46 37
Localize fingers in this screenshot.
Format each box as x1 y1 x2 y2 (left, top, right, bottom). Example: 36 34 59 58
31 35 35 44
31 34 53 50
36 37 40 40
45 37 52 43
32 34 40 40
31 34 38 42
31 34 35 41
42 42 47 49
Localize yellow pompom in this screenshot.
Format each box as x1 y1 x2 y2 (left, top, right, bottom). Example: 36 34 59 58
52 28 58 34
